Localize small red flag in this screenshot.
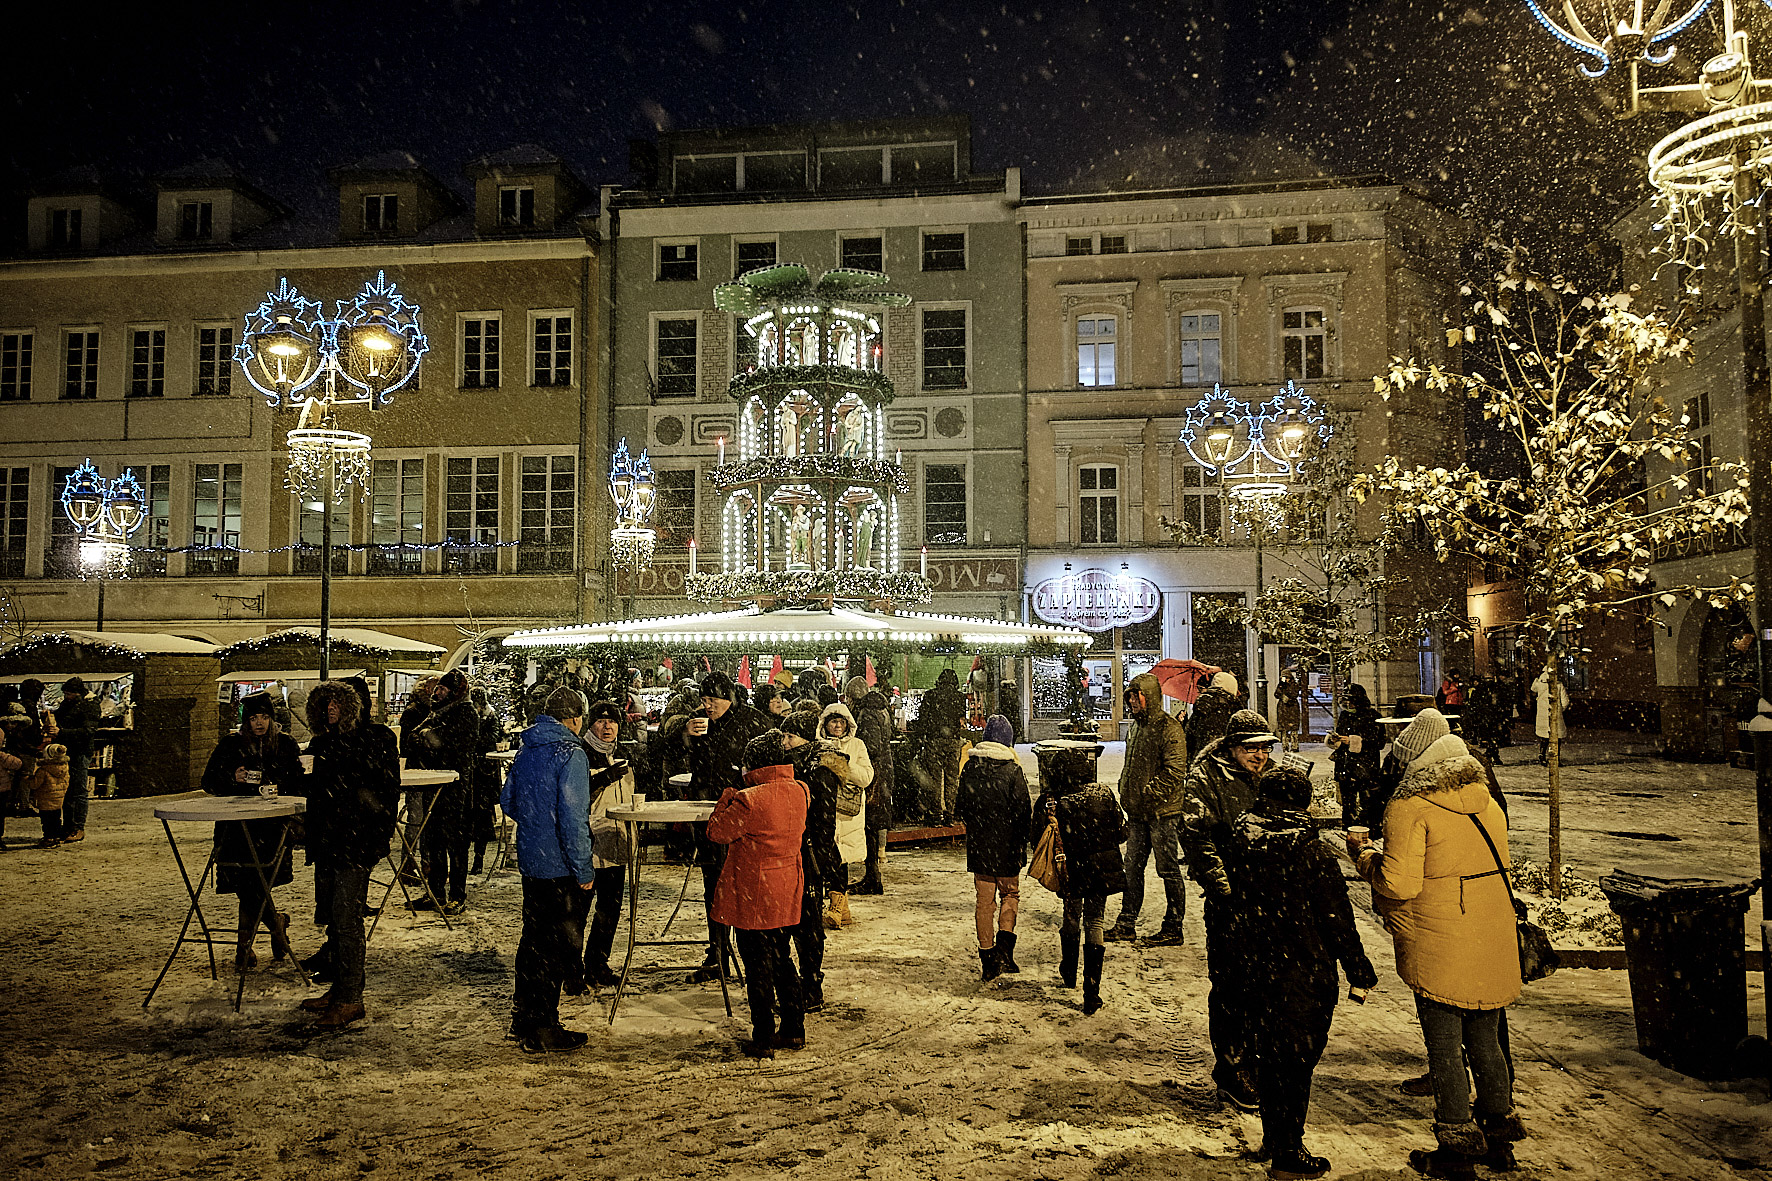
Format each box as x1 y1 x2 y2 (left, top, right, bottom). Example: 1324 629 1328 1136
865 655 877 686
736 656 752 689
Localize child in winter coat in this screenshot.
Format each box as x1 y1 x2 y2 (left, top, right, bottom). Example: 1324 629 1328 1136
955 715 1032 981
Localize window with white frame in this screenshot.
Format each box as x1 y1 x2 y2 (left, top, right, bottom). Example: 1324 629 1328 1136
1076 315 1117 387
840 234 883 272
1179 463 1222 540
363 193 398 233
445 456 501 573
1 332 32 401
654 469 697 547
499 185 536 228
1282 308 1327 380
1686 391 1715 496
369 457 425 574
1078 464 1119 545
0 467 26 578
461 315 500 388
518 454 576 572
295 496 349 574
177 201 214 241
47 464 79 578
654 316 698 397
195 324 233 395
63 330 98 400
922 230 966 271
734 239 777 276
657 241 698 281
1178 312 1222 386
734 316 759 375
924 463 967 546
190 462 242 575
129 327 166 397
532 313 572 387
921 307 967 389
122 463 170 578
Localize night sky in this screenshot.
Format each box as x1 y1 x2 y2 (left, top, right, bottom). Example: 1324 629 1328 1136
3 1 1729 266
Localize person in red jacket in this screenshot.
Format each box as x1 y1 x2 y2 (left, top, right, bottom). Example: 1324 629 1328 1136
709 730 810 1060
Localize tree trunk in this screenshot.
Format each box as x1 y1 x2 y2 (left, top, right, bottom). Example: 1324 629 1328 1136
1541 653 1564 902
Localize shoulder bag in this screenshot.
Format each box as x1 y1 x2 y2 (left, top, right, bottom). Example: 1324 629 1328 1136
1029 816 1067 894
1467 812 1560 983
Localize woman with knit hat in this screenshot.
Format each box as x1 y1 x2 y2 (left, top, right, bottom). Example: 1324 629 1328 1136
199 692 305 968
955 715 1032 981
1350 718 1524 1179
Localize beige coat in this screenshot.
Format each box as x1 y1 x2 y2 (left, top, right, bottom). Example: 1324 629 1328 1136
1355 747 1520 1010
32 744 70 812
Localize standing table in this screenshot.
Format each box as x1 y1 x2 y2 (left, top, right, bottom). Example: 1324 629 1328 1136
482 748 519 878
368 768 459 936
603 799 734 1024
146 795 306 1011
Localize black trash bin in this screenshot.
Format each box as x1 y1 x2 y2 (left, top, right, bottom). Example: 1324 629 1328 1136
1032 739 1102 795
1599 871 1761 1079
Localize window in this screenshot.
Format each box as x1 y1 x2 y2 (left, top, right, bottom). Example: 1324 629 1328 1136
369 458 425 574
63 330 98 400
1180 464 1222 540
734 316 759 374
177 201 213 241
129 328 166 398
1192 592 1247 680
655 469 697 547
1065 237 1093 256
532 314 572 387
0 468 26 578
1307 223 1333 243
1282 308 1328 380
739 152 805 191
1272 225 1300 246
676 155 737 193
195 325 233 395
889 143 956 183
819 148 884 188
1686 392 1715 496
654 317 698 397
1076 316 1117 387
1078 465 1119 545
48 207 81 250
922 231 966 271
295 499 348 574
1273 222 1333 245
1099 235 1128 254
1179 313 1222 386
921 308 967 390
1 332 32 401
190 463 243 575
47 465 80 578
498 186 535 228
841 234 883 272
658 242 698 281
924 463 967 546
363 193 398 233
519 455 576 572
445 456 501 573
735 239 777 277
461 316 500 389
123 464 170 577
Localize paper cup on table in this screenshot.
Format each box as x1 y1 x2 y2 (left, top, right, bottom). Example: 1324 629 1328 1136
631 793 647 807
258 783 279 799
1347 825 1370 846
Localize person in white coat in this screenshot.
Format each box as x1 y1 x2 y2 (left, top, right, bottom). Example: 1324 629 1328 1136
818 701 873 928
1529 668 1567 765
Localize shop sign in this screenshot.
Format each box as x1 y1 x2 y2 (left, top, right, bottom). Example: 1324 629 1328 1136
1031 568 1160 632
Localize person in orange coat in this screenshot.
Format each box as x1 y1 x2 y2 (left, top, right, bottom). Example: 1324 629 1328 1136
709 730 811 1059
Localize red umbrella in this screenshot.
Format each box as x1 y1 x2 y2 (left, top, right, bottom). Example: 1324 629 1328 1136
1149 658 1218 703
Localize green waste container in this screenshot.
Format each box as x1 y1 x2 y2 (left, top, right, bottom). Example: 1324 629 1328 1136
1599 871 1761 1079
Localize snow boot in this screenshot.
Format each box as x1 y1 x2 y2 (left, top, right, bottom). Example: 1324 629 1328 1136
995 930 1020 973
1103 916 1138 942
1406 1148 1477 1181
1268 1148 1331 1180
1478 1111 1527 1143
979 946 1002 982
1082 944 1105 1014
1143 879 1187 945
1431 1122 1488 1156
823 891 852 929
1058 932 1080 988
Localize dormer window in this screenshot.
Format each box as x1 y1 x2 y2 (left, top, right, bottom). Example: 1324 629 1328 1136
48 208 82 250
499 185 535 228
177 201 213 241
363 193 399 233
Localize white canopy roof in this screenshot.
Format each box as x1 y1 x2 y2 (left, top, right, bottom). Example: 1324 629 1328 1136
217 669 366 683
216 627 445 660
0 630 218 658
505 605 1090 656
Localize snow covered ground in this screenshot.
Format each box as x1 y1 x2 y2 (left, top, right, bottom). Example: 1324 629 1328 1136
0 731 1766 1180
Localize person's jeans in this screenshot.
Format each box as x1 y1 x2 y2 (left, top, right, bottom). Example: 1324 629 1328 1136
513 874 592 1034
734 926 803 1044
583 865 626 971
922 739 963 817
1118 814 1183 922
1060 896 1108 944
64 753 90 831
325 863 371 1004
1415 994 1513 1124
1204 896 1255 1090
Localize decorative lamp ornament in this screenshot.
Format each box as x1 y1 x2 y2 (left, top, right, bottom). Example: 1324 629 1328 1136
608 437 658 572
60 460 148 578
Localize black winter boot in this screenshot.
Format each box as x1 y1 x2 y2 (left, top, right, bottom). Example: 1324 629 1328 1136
1058 932 1079 988
1082 944 1105 1014
995 930 1020 973
979 946 1002 982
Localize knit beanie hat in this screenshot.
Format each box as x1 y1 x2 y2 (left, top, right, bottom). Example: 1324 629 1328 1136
1222 708 1280 747
1256 765 1313 812
1210 671 1240 695
240 692 278 721
1392 708 1451 766
700 671 737 702
779 711 820 741
982 714 1014 746
585 699 623 726
744 729 794 772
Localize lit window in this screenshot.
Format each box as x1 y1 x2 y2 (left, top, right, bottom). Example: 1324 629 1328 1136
1076 316 1117 387
1179 313 1222 386
190 463 243 575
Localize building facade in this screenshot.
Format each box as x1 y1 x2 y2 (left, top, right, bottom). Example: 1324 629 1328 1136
0 149 604 661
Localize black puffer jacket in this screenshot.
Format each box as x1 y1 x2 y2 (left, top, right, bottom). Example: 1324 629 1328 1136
687 702 772 801
1185 687 1240 761
299 681 401 870
956 742 1032 877
791 739 848 894
1228 808 1377 993
1035 783 1128 899
855 689 896 820
199 727 305 893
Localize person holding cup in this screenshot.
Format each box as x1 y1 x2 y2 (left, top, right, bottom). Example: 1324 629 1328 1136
683 672 771 983
575 699 636 991
199 692 304 968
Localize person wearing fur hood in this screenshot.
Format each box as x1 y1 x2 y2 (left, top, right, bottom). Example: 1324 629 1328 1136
1351 726 1521 1179
817 701 873 930
779 710 847 1010
955 715 1032 981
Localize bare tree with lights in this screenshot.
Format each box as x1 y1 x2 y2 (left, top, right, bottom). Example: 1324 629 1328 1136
1355 248 1751 898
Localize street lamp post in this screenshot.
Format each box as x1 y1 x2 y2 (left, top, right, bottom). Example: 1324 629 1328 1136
1525 0 1772 1042
60 460 145 632
1181 384 1322 717
236 273 427 678
608 437 658 619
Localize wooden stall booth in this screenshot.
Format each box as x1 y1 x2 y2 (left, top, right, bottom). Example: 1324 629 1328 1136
214 626 445 741
0 630 221 798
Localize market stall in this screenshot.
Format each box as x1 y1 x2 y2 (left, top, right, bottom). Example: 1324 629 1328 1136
214 627 445 736
0 630 221 798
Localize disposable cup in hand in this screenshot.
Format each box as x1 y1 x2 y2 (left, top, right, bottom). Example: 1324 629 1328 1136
690 718 709 737
1347 826 1370 845
243 769 262 786
299 754 315 774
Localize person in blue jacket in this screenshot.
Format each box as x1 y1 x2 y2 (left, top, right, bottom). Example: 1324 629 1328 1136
501 687 597 1053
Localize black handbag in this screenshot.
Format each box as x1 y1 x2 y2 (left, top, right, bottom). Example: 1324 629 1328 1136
1468 813 1560 983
